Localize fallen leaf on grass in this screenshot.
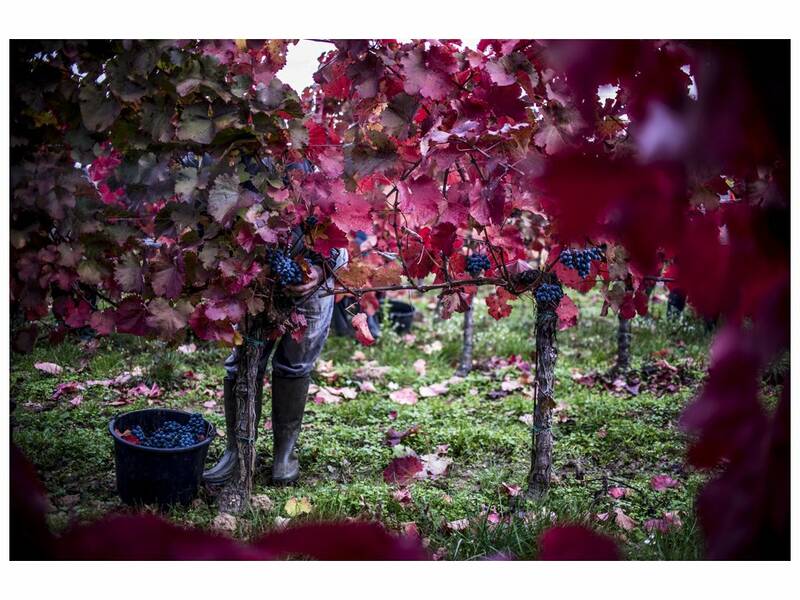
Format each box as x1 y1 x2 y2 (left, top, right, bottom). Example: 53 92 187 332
68 396 83 407
419 382 448 397
608 487 631 499
106 398 134 407
383 455 423 485
315 359 339 381
358 381 377 393
570 368 596 386
419 454 452 479
128 382 161 398
613 507 636 531
35 362 63 375
447 518 469 531
314 387 342 405
389 388 418 405
401 521 419 537
422 341 443 355
501 482 522 497
385 425 420 447
413 358 427 376
273 516 291 529
644 511 683 533
314 385 359 405
84 379 113 387
203 400 217 409
354 362 390 381
284 497 313 517
351 350 367 361
392 489 412 505
518 414 534 427
52 381 85 401
501 380 523 392
651 474 679 491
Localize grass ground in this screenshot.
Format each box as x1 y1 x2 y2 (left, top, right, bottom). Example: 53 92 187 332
11 287 719 560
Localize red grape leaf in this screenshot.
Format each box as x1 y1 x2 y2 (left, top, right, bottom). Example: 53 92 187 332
383 455 424 485
401 46 456 101
556 294 579 330
538 525 620 560
146 298 191 337
312 222 348 258
485 287 515 320
351 312 375 346
114 253 145 293
208 174 241 224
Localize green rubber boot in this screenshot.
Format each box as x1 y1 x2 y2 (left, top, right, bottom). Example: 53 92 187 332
270 375 310 485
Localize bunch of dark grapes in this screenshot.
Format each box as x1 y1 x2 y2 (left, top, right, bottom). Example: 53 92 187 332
559 247 604 278
131 414 207 449
466 253 491 276
131 425 147 442
535 283 563 304
269 249 304 287
188 413 207 437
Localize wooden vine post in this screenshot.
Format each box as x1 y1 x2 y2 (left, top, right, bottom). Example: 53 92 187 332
526 283 559 499
219 313 266 514
615 315 632 373
456 297 475 376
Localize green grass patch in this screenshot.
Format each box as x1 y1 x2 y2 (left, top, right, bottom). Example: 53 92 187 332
12 287 724 559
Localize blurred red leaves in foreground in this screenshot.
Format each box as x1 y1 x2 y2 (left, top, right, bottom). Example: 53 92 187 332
537 525 620 561
12 444 619 561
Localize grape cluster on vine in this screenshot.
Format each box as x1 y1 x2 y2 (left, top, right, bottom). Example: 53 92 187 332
466 253 491 276
535 283 563 304
268 249 304 287
130 414 207 449
560 247 604 278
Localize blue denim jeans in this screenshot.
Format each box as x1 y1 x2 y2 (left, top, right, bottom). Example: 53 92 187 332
223 250 347 381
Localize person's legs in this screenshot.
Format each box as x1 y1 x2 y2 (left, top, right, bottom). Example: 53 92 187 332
269 287 335 484
203 340 275 484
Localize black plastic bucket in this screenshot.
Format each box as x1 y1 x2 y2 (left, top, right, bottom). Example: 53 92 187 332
388 300 416 333
108 408 215 507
